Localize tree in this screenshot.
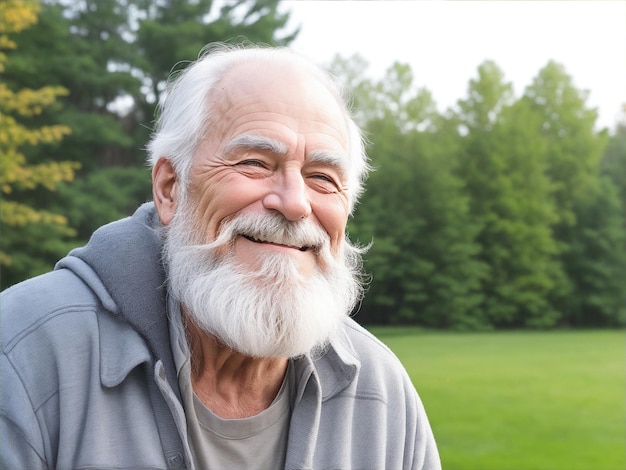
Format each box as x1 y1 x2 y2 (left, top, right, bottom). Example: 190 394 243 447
0 0 78 288
333 59 486 328
523 61 624 326
3 2 141 169
2 0 149 267
560 176 626 325
601 110 626 225
454 61 564 327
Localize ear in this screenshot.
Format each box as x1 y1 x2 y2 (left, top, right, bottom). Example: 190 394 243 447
152 158 178 226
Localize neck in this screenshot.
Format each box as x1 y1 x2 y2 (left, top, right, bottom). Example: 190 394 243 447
183 312 289 419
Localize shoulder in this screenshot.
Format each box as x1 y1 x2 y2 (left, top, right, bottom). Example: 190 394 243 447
1 269 101 348
1 270 114 392
1 270 162 469
342 319 396 356
322 321 441 469
342 318 410 377
1 269 148 398
1 264 149 356
328 318 419 408
1 270 103 425
342 320 441 465
1 268 152 437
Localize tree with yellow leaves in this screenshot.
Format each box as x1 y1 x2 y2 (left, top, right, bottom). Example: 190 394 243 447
0 0 79 287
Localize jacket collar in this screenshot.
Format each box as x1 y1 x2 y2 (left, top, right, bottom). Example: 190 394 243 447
291 319 360 401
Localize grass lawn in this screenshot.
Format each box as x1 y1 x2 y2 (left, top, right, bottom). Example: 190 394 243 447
367 328 625 470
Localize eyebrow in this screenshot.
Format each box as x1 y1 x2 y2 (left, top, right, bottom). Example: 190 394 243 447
222 134 288 158
307 149 349 177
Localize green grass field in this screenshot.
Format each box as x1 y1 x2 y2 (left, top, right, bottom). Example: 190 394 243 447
367 328 625 470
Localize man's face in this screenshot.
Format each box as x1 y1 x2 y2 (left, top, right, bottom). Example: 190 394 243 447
183 63 351 275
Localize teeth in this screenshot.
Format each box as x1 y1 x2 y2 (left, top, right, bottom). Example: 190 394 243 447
242 234 310 251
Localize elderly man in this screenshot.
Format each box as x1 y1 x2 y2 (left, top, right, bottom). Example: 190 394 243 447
1 45 440 469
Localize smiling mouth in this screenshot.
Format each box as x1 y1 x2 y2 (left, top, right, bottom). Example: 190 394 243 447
242 234 312 252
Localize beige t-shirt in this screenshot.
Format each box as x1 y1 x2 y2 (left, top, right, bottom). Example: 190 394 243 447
168 300 294 470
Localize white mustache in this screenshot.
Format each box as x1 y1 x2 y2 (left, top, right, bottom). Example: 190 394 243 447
228 213 329 252
181 212 331 256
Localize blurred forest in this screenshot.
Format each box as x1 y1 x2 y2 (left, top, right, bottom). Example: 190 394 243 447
2 0 625 329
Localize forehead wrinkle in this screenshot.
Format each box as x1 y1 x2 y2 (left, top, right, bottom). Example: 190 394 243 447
222 133 289 158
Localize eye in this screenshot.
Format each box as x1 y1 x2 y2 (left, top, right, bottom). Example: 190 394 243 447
232 158 273 178
238 159 267 168
311 173 335 183
307 172 342 193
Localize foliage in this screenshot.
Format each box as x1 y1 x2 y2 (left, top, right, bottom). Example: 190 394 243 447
2 0 296 288
453 62 565 328
333 55 625 329
334 59 486 329
601 116 626 224
522 62 624 326
0 0 78 281
52 166 153 237
371 328 625 470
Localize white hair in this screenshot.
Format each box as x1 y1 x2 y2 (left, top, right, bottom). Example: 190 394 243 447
147 43 370 212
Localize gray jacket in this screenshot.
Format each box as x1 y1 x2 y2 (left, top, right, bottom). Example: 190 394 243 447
1 203 440 470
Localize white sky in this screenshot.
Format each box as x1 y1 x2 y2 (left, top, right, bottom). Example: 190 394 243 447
280 0 626 131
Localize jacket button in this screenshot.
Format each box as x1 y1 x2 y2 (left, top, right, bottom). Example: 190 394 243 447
168 451 185 469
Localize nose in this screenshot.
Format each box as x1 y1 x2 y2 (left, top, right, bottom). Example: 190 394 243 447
262 168 312 221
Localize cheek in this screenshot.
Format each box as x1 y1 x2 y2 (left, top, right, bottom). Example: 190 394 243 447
312 196 349 250
188 174 268 241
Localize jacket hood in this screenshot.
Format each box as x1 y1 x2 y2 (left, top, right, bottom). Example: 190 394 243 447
55 203 179 392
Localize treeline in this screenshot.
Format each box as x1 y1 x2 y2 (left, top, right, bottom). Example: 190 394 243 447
2 1 625 329
330 57 626 329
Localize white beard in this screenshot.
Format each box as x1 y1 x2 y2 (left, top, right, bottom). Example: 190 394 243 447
163 204 364 359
